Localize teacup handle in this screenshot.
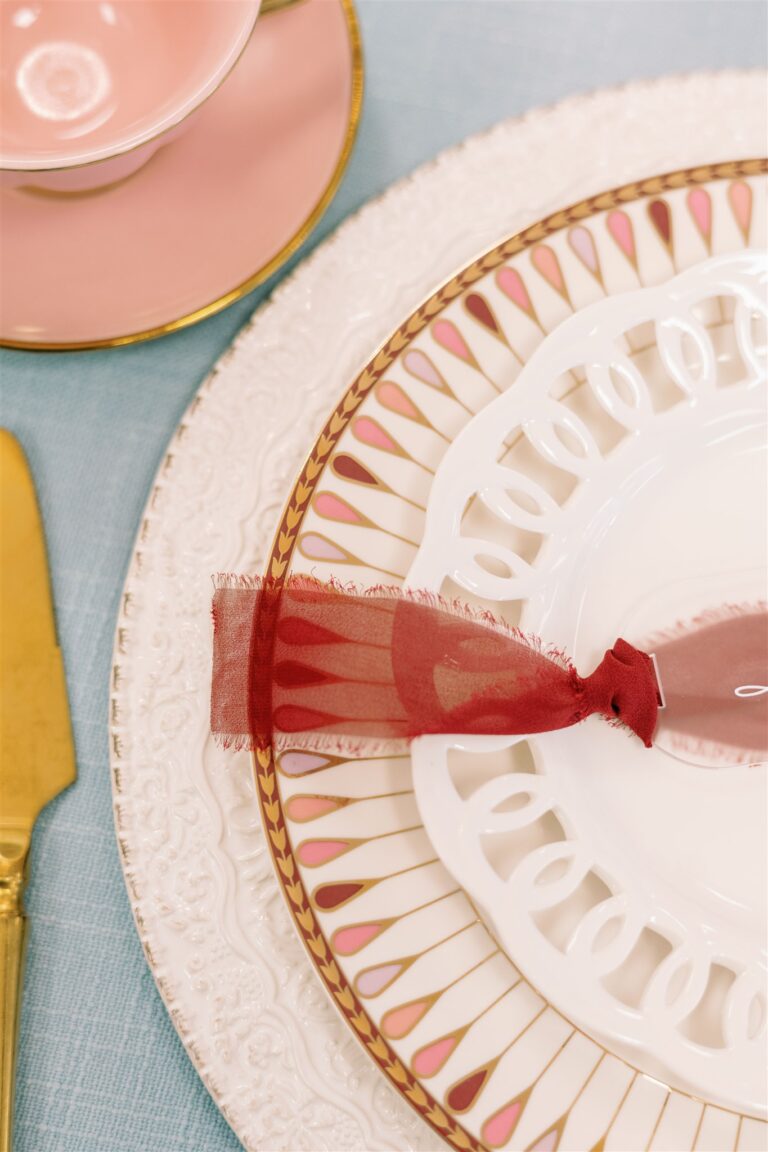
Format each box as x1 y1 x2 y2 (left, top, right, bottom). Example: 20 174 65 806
260 0 306 13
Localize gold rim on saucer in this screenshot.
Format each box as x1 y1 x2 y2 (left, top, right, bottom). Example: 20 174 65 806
1 0 363 353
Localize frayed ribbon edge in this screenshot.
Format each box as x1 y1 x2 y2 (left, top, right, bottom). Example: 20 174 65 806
212 571 575 674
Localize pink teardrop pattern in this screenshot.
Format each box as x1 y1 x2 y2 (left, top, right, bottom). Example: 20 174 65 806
531 245 570 304
353 415 435 482
403 347 473 414
382 996 433 1039
332 919 387 955
278 750 337 777
355 960 406 998
285 794 347 822
297 838 352 867
315 475 417 550
432 317 504 393
332 886 459 956
496 266 538 325
314 491 368 527
353 416 405 457
298 532 359 567
647 198 673 260
376 380 421 423
606 210 637 270
411 1032 460 1078
482 1098 523 1148
686 187 712 251
432 319 478 367
728 180 753 242
528 1124 562 1152
464 292 506 342
567 226 602 284
377 380 450 444
403 348 449 393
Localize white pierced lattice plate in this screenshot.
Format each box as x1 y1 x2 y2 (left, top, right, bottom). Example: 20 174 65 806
409 249 767 1114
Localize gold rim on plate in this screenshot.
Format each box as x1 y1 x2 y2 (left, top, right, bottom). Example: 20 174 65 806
255 158 767 1152
1 0 363 353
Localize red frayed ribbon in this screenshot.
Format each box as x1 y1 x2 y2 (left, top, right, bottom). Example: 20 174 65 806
211 577 661 753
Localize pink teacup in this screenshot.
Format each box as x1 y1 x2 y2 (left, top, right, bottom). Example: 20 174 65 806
1 0 260 192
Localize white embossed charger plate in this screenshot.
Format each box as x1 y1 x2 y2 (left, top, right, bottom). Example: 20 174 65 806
111 75 768 1152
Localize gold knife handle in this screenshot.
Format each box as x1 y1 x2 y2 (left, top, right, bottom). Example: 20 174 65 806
0 832 29 1152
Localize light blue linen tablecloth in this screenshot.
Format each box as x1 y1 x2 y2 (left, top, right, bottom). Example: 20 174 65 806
1 3 765 1149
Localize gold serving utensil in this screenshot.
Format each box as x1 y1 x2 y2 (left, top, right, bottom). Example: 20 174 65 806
0 431 75 1151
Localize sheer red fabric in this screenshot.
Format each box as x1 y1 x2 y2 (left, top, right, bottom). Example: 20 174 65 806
648 606 768 765
211 577 662 753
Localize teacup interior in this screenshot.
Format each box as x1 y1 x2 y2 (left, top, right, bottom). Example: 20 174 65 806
1 0 257 168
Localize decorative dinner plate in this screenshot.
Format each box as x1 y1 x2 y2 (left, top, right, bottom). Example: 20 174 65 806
263 167 768 1152
111 75 768 1152
0 0 361 349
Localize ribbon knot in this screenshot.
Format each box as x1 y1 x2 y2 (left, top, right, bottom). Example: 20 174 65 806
578 638 661 748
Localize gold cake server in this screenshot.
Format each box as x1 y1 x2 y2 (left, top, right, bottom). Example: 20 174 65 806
0 431 75 1151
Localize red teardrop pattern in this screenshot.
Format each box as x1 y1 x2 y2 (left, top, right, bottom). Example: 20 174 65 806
465 292 502 337
313 881 366 910
446 1065 490 1113
332 453 381 487
274 704 340 733
273 661 340 688
277 616 344 646
648 199 672 250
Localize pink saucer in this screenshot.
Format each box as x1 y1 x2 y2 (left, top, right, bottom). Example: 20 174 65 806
0 0 361 349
